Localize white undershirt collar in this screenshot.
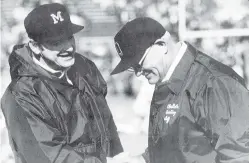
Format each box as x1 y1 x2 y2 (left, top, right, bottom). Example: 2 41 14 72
32 55 73 85
162 41 187 82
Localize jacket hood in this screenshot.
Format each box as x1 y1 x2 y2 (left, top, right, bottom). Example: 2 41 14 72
9 44 60 80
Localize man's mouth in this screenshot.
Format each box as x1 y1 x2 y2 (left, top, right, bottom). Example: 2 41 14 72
58 51 75 58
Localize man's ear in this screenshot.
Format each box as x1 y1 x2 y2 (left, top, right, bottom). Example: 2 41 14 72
28 40 42 55
154 31 170 55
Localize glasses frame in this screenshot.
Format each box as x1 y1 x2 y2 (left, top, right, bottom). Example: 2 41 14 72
127 46 152 73
127 40 167 73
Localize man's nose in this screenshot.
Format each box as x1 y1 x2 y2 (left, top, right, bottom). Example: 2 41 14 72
64 39 75 52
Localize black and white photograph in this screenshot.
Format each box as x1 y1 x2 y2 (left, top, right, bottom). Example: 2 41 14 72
1 0 249 163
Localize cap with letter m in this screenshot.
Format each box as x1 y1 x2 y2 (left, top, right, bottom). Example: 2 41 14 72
111 17 166 75
24 3 84 43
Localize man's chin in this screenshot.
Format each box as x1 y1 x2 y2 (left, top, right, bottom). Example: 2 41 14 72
59 59 75 69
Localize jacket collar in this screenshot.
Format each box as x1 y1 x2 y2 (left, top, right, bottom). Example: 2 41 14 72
10 44 72 85
10 44 52 79
156 42 198 95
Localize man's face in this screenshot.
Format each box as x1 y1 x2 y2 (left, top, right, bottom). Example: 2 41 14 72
40 36 76 70
132 42 168 84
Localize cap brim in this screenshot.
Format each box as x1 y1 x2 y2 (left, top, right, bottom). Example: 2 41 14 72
111 44 147 75
41 23 84 43
111 53 142 75
111 58 133 75
72 23 84 34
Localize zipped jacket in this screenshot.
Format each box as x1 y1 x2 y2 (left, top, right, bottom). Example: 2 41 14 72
144 42 249 163
1 44 123 163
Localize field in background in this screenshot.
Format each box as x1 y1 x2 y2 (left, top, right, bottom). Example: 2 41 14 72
1 0 249 162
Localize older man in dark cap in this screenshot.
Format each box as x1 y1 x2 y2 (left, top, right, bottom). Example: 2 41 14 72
112 17 249 163
1 3 123 163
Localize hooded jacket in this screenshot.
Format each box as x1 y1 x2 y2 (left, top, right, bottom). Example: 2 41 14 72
144 43 249 163
1 44 123 163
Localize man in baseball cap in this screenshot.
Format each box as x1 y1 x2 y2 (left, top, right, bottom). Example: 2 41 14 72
24 3 84 43
1 3 123 163
112 17 249 163
111 17 166 76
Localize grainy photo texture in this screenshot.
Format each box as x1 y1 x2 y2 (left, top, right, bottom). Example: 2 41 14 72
1 0 249 163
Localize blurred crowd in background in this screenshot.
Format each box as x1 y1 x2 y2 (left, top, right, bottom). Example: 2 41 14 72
1 0 249 162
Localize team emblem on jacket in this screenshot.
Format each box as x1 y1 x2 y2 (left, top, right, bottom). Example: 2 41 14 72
164 103 179 123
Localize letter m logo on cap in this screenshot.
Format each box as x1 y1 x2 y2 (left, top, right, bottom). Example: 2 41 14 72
50 11 64 24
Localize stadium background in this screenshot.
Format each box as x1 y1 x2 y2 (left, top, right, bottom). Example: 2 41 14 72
1 0 249 162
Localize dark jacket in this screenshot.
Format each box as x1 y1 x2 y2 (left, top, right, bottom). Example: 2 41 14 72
1 44 123 163
144 42 249 163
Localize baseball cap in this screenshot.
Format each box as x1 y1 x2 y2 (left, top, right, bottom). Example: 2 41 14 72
111 17 166 75
24 3 84 43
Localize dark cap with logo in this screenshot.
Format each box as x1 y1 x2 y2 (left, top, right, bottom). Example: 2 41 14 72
111 17 166 75
24 3 84 43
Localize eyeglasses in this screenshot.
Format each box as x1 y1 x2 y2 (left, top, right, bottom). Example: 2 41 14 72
127 45 152 73
127 41 167 73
